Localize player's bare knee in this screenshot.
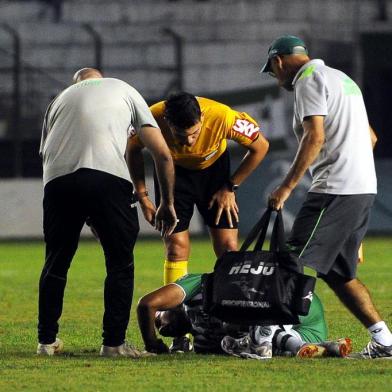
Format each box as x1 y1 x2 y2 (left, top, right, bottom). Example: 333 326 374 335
223 238 238 252
215 238 237 256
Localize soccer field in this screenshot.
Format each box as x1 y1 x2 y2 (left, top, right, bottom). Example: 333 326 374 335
0 238 391 391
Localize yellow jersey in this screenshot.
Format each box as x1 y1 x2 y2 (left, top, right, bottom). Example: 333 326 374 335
133 97 261 170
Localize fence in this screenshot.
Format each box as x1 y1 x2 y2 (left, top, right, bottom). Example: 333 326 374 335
0 23 185 177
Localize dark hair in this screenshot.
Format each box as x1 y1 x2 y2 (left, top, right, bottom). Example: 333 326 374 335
164 92 201 130
155 307 192 337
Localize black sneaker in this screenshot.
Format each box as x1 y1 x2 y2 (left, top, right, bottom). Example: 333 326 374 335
169 336 193 354
347 340 392 359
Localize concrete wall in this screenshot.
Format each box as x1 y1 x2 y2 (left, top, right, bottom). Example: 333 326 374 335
233 155 392 237
1 158 391 240
0 178 203 240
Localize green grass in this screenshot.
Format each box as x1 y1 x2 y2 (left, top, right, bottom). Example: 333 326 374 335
0 238 392 391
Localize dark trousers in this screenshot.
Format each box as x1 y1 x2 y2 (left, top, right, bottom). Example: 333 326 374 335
38 169 139 346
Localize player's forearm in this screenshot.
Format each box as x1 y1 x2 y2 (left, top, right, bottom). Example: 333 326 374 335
127 148 148 193
154 154 175 205
138 126 175 205
137 302 159 347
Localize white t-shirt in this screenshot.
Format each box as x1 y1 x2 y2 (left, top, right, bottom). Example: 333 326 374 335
292 59 377 194
40 78 158 186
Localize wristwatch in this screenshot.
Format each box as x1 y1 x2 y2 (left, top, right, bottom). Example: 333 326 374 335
226 179 239 192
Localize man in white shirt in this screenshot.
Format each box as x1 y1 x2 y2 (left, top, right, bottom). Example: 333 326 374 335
260 35 391 359
37 68 177 358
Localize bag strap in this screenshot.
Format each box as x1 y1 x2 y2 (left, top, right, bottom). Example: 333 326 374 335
240 208 272 252
269 209 286 252
253 209 286 251
240 208 287 252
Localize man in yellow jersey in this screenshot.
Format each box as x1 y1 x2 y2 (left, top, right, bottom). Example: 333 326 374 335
127 92 269 351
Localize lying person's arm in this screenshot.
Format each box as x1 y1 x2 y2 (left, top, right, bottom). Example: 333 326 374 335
137 284 186 353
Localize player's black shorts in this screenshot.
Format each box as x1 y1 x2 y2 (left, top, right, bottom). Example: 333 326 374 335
287 192 375 280
154 150 238 233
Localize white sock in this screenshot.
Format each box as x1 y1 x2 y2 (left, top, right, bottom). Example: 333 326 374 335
250 325 279 344
283 330 304 354
368 321 392 346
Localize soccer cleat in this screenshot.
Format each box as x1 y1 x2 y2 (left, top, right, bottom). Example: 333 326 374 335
347 340 392 360
100 341 155 358
169 336 193 354
296 343 327 358
221 335 272 360
322 337 352 357
297 338 352 358
37 338 64 356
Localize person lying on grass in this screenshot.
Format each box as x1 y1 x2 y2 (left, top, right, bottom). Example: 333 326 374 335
137 273 352 359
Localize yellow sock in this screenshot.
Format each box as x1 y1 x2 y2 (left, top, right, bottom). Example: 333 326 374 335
164 260 188 284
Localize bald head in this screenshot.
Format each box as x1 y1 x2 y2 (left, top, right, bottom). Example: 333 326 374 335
73 68 103 84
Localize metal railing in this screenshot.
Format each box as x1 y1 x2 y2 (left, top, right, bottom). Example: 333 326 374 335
0 23 185 177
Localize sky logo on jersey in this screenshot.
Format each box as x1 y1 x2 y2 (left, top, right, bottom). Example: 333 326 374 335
233 119 260 139
229 261 275 276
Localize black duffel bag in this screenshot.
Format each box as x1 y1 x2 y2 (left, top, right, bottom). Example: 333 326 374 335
202 208 316 325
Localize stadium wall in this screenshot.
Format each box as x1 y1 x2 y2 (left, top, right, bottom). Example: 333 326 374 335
0 178 203 240
1 158 391 240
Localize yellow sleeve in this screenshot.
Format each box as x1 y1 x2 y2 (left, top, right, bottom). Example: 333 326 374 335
150 101 165 119
225 110 261 146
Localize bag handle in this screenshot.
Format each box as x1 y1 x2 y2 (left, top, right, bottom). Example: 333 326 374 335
254 209 286 251
269 209 286 252
240 208 272 251
240 208 287 252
